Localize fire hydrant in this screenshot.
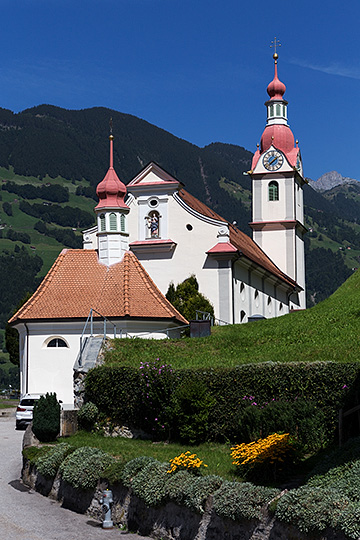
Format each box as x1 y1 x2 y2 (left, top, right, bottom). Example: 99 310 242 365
100 489 113 529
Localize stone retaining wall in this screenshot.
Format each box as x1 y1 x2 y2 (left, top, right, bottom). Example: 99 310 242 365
21 457 346 540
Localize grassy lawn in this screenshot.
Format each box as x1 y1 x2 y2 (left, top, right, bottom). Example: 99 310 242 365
105 268 360 369
63 431 240 481
0 398 17 409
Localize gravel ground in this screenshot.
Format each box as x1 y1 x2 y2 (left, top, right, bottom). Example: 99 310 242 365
0 410 153 540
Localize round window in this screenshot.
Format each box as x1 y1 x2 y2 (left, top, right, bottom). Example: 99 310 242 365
148 198 159 208
186 224 193 231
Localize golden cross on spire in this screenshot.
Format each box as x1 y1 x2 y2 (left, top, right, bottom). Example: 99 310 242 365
270 37 281 61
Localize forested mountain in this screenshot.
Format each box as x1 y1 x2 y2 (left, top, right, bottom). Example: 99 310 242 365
0 104 359 335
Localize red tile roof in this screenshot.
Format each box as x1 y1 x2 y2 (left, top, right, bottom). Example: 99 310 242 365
9 250 188 325
178 189 299 289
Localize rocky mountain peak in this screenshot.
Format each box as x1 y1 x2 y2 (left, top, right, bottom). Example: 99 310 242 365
309 171 359 192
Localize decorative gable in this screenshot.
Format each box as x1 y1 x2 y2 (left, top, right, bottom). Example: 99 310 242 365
127 162 182 190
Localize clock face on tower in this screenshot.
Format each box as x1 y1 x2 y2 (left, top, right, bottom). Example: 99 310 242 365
262 150 284 171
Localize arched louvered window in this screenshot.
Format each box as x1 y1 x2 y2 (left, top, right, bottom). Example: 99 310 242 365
100 213 106 232
120 214 126 233
269 181 279 201
109 213 117 231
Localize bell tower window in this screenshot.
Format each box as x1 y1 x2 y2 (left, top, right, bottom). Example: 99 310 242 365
269 181 279 201
109 213 117 231
120 214 126 233
99 213 106 232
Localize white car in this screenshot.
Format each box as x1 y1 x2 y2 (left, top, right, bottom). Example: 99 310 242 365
15 394 43 430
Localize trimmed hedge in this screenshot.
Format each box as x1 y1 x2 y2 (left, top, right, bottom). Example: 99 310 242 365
85 361 360 446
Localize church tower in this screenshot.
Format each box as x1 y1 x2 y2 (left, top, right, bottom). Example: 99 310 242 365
95 132 130 266
249 48 307 310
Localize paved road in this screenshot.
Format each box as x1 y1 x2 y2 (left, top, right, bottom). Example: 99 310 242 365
0 410 152 540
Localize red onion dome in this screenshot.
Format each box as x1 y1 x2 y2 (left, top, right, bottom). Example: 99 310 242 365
260 124 295 154
267 62 286 101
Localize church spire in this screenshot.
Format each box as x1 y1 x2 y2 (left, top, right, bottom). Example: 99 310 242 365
95 123 130 266
95 125 128 210
258 46 295 156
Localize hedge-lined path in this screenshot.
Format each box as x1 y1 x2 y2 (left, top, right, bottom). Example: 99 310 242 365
0 412 152 540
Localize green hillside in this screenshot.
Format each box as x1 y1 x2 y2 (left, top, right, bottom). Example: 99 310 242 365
105 268 360 369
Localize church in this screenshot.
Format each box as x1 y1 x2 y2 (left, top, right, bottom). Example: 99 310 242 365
9 53 307 406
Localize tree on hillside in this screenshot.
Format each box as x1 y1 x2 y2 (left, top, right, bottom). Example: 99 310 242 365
5 293 32 366
166 275 214 322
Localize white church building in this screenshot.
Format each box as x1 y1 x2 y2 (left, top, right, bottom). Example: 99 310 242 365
9 53 306 406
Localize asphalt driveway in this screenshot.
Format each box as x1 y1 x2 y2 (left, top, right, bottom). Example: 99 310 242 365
0 410 152 540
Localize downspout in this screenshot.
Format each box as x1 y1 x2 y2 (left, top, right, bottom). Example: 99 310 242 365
24 322 29 395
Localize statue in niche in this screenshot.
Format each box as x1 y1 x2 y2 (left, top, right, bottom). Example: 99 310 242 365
147 211 159 238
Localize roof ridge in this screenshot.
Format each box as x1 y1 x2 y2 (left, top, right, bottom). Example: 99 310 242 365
123 252 130 315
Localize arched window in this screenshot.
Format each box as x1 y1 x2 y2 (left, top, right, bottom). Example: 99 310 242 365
47 338 68 348
99 214 106 232
269 181 279 201
120 214 126 233
109 213 117 231
147 210 160 238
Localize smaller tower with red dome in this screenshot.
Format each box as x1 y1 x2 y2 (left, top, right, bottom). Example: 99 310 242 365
249 45 307 310
94 130 130 266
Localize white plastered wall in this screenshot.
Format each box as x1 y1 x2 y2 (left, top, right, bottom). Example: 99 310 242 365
15 319 185 406
127 194 222 319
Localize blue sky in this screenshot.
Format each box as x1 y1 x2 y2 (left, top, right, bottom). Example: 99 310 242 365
0 0 359 182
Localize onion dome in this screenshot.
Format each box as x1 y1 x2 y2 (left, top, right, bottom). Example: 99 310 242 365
260 52 295 156
260 124 295 154
267 54 286 100
95 135 129 210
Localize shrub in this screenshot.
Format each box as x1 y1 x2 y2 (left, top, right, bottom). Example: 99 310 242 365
59 446 114 490
130 460 169 507
36 443 74 478
237 398 328 451
172 375 215 444
77 401 99 431
275 486 350 533
102 458 126 485
231 433 298 481
167 451 208 475
85 366 142 427
32 393 60 442
138 359 175 440
184 475 223 513
213 481 279 521
166 472 223 513
121 456 158 487
337 503 360 539
166 470 194 505
307 459 360 502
